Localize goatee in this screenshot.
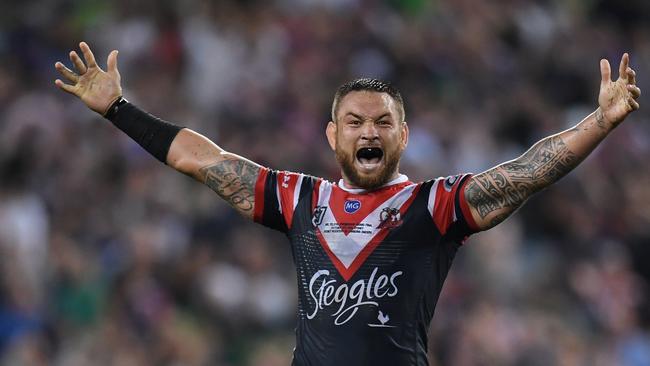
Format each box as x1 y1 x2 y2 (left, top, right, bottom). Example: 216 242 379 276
335 146 401 190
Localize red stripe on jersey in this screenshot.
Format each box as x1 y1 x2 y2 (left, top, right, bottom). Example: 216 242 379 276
253 167 269 224
315 228 391 282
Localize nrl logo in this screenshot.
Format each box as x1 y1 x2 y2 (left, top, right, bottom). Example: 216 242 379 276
377 207 402 229
312 206 327 227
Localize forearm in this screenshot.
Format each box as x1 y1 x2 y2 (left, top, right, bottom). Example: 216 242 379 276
504 108 612 193
106 98 183 163
465 108 612 229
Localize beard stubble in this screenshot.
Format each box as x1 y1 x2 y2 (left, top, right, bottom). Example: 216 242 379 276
335 143 401 190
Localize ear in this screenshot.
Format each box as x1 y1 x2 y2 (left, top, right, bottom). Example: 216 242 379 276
326 121 337 151
400 122 409 149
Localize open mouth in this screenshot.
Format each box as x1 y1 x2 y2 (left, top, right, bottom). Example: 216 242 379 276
355 147 384 169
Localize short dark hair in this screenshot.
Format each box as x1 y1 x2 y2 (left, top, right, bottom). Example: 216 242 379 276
331 78 405 122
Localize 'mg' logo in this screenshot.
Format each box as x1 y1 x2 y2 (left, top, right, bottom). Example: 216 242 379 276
344 199 361 214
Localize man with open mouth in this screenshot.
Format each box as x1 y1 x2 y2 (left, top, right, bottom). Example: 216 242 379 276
54 42 641 365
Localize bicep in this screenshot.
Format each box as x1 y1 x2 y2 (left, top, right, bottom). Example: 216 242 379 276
167 128 262 219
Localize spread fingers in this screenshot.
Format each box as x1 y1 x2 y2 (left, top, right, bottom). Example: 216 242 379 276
55 62 78 83
54 79 78 96
79 42 98 69
70 51 87 74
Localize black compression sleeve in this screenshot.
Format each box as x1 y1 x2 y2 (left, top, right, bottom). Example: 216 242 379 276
104 97 183 163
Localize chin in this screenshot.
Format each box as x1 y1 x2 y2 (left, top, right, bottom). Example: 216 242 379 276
351 172 387 190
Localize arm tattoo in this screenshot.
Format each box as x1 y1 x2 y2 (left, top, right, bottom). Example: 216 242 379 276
465 135 579 224
595 108 608 131
199 159 260 216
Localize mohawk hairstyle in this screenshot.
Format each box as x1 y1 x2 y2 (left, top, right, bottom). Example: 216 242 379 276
331 78 405 122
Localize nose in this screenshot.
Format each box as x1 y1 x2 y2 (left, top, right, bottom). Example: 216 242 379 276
360 121 379 141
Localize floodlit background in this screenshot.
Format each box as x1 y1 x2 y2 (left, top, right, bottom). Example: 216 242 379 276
1 0 650 365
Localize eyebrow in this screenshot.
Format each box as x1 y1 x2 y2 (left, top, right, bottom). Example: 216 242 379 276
344 112 392 121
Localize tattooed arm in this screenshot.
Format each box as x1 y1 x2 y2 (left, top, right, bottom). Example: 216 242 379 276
464 54 641 231
167 129 261 219
52 42 262 218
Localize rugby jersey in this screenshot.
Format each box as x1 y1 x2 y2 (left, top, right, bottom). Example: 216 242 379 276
253 169 479 365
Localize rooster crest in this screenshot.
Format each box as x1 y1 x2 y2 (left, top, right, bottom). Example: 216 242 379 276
377 310 389 325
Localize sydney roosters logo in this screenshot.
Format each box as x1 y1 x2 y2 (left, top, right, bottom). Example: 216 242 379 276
307 267 403 326
377 207 402 229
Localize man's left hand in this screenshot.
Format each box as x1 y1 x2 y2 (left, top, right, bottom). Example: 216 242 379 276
598 53 641 128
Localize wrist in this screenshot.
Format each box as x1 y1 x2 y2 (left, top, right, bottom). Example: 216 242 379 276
106 102 183 163
595 107 617 132
103 96 127 119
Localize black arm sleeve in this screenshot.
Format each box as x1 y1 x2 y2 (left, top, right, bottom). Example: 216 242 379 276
104 97 183 163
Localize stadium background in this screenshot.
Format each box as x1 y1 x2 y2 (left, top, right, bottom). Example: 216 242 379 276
1 0 650 365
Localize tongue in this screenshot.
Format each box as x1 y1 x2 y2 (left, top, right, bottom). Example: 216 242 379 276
359 157 381 164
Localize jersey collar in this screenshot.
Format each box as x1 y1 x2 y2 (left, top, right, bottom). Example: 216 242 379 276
337 174 410 194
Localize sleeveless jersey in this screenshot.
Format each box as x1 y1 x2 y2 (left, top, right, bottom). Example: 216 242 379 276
253 168 479 365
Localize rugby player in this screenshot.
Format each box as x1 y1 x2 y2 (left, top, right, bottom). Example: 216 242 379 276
54 42 640 365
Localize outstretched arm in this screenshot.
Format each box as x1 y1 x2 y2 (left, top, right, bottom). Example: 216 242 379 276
54 42 261 219
166 130 261 218
464 53 641 231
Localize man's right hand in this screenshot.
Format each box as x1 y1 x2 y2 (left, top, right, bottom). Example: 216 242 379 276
54 41 122 115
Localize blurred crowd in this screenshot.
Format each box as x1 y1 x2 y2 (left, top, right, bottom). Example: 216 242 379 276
1 0 650 365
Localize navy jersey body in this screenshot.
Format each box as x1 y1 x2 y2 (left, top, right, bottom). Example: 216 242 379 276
253 169 479 366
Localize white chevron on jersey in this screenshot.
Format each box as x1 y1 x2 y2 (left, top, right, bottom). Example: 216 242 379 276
314 181 418 279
